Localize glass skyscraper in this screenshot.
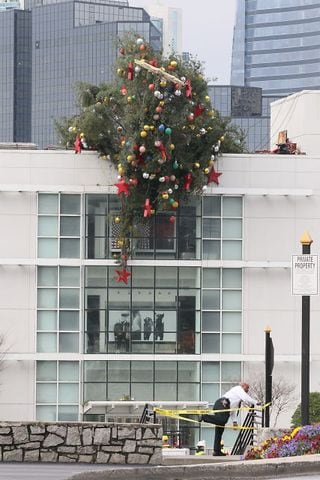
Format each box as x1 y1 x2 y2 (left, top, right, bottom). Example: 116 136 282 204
0 0 161 147
231 0 320 96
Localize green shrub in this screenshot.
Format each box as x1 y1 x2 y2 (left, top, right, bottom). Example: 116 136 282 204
291 392 320 427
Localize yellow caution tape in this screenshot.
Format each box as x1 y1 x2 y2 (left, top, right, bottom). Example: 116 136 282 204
153 403 271 430
154 403 271 416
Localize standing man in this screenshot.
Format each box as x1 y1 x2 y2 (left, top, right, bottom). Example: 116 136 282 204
201 382 258 456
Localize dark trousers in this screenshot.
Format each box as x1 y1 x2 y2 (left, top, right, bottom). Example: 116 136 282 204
214 425 225 453
202 397 230 453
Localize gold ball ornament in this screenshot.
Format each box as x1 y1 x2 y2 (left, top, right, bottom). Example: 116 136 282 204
159 100 165 107
193 162 200 169
121 140 126 147
205 95 210 102
170 60 177 68
143 125 150 131
162 192 169 200
114 216 121 224
117 126 123 133
117 68 123 76
220 135 225 142
172 201 179 209
169 144 175 150
80 132 85 138
117 239 124 248
160 80 167 87
140 131 148 138
204 168 210 174
127 155 134 162
208 110 215 117
127 96 133 103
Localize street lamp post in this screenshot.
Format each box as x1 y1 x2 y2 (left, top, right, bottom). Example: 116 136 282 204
300 231 313 426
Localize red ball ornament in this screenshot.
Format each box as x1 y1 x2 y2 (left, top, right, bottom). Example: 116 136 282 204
148 83 155 91
169 215 176 224
139 44 146 51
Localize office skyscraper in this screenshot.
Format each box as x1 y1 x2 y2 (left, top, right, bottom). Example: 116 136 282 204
0 0 161 147
231 0 320 96
142 2 182 56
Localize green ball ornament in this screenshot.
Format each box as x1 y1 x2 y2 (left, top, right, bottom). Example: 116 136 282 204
165 127 172 135
173 161 179 169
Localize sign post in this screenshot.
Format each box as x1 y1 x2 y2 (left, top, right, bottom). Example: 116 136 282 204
292 232 316 425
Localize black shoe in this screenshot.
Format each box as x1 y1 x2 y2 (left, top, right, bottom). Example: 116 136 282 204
213 451 226 456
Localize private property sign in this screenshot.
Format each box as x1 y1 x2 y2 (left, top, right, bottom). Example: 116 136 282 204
291 255 318 295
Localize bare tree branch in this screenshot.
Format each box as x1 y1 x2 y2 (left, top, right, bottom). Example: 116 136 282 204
249 374 297 427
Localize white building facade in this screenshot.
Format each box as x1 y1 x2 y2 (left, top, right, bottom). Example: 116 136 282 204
271 90 320 155
0 149 318 447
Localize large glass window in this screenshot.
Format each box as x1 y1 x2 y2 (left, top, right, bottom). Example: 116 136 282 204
83 360 200 403
85 194 201 260
84 266 200 355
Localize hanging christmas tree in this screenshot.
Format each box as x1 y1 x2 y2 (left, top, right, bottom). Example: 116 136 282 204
57 34 245 282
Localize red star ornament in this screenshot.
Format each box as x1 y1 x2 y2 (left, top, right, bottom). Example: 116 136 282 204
115 268 131 284
207 166 222 185
115 178 130 196
144 198 152 217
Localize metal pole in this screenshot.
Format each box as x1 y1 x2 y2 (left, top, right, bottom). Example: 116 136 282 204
301 234 312 426
264 327 272 428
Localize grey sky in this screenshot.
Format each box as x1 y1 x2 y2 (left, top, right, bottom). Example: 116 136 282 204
129 0 237 84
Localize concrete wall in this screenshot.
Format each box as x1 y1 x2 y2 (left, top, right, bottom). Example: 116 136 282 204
0 422 162 464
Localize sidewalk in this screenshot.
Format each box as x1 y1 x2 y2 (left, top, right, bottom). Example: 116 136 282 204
69 454 320 480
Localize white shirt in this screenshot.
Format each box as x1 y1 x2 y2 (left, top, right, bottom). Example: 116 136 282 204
223 385 258 422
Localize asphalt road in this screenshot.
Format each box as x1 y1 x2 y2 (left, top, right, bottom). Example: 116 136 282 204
0 463 127 480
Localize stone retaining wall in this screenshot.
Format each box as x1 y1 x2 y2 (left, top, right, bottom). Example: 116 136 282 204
0 422 162 464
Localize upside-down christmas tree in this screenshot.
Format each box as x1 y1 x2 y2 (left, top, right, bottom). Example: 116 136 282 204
57 34 245 282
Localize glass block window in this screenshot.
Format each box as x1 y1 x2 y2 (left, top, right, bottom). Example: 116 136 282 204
202 268 242 354
202 196 242 260
38 193 81 258
37 266 80 353
36 361 80 421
